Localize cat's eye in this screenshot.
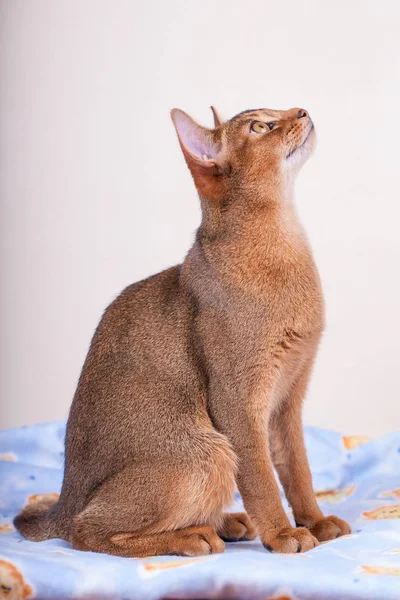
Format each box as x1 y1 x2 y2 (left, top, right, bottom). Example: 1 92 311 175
250 121 276 134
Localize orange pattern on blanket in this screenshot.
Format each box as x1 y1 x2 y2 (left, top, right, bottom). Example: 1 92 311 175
27 493 59 505
0 559 33 599
342 436 371 450
362 505 400 520
264 594 302 600
0 524 13 533
315 485 355 503
142 558 206 572
361 565 400 577
0 453 16 462
380 489 400 499
263 590 302 600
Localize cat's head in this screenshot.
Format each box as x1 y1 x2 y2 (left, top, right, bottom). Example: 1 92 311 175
171 106 315 202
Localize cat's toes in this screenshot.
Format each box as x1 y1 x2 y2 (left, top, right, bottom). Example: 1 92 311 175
310 515 351 542
218 512 258 541
181 526 225 556
263 526 318 554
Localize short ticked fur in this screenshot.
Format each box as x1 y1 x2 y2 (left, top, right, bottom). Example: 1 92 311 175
14 105 350 556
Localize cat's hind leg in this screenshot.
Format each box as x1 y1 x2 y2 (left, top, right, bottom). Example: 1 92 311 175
71 432 236 557
74 524 224 557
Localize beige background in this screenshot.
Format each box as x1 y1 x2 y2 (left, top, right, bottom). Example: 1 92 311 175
1 0 399 435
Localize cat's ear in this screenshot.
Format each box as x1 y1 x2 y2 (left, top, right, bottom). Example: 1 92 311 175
210 105 224 128
171 109 225 200
171 109 219 166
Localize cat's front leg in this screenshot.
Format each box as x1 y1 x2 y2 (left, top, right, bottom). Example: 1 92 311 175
207 377 319 553
269 358 351 542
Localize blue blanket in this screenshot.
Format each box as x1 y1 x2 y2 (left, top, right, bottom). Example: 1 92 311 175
0 422 399 599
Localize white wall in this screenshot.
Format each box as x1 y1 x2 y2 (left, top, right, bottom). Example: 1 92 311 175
1 0 399 435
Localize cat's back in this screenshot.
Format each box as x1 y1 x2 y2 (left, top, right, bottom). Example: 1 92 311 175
76 264 195 396
65 263 198 468
111 264 183 316
96 264 189 342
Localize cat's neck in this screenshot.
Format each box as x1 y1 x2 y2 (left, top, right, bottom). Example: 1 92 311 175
198 184 306 253
190 184 315 293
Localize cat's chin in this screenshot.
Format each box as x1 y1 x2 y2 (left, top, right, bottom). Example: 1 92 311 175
285 125 316 168
286 124 315 159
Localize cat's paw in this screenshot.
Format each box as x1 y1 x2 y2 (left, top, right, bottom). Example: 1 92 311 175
262 526 318 553
218 512 257 541
310 515 351 542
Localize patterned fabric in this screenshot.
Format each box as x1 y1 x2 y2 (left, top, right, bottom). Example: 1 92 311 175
0 422 399 599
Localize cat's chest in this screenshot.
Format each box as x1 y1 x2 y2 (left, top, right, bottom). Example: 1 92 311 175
192 241 325 355
225 242 324 324
263 262 324 327
197 271 324 360
231 257 325 334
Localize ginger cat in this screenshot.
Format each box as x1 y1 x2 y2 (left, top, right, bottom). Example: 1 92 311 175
14 105 350 556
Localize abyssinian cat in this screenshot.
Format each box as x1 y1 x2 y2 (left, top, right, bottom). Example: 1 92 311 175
14 105 351 556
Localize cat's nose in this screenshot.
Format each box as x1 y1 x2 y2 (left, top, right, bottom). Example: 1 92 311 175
297 109 308 119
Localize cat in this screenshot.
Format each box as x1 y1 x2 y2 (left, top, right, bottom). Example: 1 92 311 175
14 105 351 557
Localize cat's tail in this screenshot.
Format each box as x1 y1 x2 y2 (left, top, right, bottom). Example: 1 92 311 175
13 497 62 541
